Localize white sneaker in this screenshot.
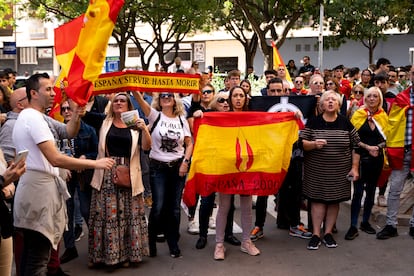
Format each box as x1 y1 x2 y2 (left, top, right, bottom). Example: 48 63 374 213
187 220 199 234
209 217 216 229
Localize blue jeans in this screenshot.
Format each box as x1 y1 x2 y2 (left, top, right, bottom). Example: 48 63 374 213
351 155 383 226
63 177 78 249
148 160 185 252
199 193 215 238
20 229 51 276
386 149 414 227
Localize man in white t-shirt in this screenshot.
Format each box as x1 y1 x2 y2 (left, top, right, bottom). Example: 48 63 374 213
12 73 114 275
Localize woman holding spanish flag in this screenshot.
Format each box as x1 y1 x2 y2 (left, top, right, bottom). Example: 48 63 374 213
345 87 388 240
214 86 260 260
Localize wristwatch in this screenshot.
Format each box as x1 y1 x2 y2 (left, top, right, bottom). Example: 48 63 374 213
183 158 190 164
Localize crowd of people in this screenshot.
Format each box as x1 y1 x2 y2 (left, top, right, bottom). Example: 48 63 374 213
0 57 413 275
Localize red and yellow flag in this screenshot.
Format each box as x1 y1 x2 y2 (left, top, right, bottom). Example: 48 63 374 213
386 87 411 169
54 0 124 106
183 112 302 206
272 41 292 83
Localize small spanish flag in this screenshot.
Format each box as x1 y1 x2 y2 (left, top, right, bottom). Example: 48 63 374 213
183 112 302 206
272 41 292 83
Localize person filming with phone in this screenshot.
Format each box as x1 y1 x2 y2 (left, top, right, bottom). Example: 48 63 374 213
12 73 115 275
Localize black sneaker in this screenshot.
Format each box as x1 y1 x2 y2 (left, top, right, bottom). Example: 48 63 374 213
409 226 414 238
170 247 182 258
224 235 241 246
360 222 376 234
74 224 84 242
307 235 321 250
345 226 359 240
59 247 78 264
376 225 398 240
196 236 207 249
156 233 165 243
322 233 338 248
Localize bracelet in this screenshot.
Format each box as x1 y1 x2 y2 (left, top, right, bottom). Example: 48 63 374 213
183 158 190 164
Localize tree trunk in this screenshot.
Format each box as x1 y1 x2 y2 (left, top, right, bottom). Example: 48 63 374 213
244 34 258 75
369 46 374 65
118 40 127 70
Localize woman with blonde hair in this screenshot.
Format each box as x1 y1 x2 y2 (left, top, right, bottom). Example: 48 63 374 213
345 87 388 240
88 92 151 269
133 91 193 258
347 84 365 118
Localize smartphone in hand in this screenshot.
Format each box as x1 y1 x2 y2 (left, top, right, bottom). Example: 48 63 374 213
15 150 29 164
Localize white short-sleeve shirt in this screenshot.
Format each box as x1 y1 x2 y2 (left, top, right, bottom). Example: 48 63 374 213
12 108 59 176
147 108 191 162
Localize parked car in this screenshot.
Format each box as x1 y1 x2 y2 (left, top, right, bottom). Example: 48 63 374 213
15 76 28 88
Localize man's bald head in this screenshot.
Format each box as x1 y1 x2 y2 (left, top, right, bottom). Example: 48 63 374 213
10 87 28 112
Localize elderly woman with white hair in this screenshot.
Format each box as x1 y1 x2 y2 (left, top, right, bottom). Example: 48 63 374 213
300 90 361 250
345 87 388 240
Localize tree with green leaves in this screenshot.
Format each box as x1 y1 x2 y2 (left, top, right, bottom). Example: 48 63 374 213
0 0 18 32
213 2 258 75
132 0 216 71
25 0 216 70
323 0 414 64
223 0 321 70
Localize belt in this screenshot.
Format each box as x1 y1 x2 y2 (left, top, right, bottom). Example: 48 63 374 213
150 158 182 168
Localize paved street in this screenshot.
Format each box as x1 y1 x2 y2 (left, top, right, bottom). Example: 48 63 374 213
59 196 413 276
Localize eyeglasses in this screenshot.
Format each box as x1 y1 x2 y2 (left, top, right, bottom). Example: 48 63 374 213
362 74 371 77
217 97 228 104
61 106 71 112
354 90 364 95
269 89 283 93
312 81 324 85
326 82 335 86
202 90 214 95
160 93 174 99
295 80 303 84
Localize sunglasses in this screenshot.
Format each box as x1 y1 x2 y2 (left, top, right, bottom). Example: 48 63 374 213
202 89 214 94
326 82 335 86
160 93 174 99
61 106 71 112
354 90 364 95
270 88 283 93
217 97 229 104
295 80 303 84
398 75 405 78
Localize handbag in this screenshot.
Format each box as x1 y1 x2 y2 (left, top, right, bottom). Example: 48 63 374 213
112 164 131 188
111 157 131 188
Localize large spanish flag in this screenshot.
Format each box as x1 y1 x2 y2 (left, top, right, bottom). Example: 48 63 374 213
54 0 124 106
272 41 292 83
183 112 302 206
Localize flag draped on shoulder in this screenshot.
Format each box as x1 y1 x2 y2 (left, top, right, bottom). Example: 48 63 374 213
272 41 292 83
386 86 413 170
54 0 124 106
183 112 302 207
